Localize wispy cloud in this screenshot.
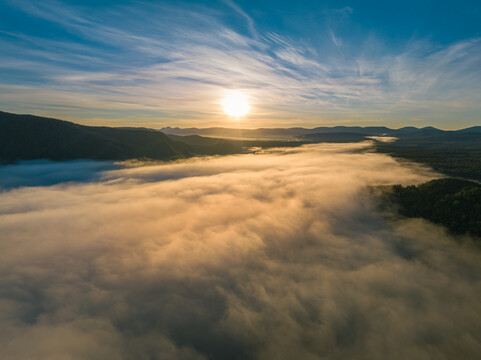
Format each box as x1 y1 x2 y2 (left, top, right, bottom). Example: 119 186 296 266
0 0 480 127
326 6 354 17
222 0 259 39
328 28 343 47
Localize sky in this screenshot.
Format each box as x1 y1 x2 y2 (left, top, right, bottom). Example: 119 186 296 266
2 144 481 359
0 0 480 129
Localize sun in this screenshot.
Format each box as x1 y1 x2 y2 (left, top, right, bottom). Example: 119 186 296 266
222 91 250 118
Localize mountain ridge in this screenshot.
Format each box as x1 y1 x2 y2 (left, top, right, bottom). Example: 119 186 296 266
159 124 481 139
0 111 306 163
1 111 480 171
0 111 192 163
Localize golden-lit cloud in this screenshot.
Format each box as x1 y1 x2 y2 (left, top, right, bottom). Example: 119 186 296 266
1 144 481 359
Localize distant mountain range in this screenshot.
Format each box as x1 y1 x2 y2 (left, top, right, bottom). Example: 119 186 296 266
1 110 480 166
0 111 304 163
160 125 481 139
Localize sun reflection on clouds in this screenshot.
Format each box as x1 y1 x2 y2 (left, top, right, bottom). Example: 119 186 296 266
1 144 480 359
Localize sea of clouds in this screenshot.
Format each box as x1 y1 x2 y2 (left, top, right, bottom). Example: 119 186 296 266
1 143 480 360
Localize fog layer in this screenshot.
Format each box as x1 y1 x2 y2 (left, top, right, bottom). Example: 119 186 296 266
1 143 480 360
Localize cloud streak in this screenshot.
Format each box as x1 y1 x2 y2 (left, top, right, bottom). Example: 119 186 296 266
0 1 480 127
1 144 481 359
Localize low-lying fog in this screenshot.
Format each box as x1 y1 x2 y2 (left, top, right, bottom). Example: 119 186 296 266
1 143 480 360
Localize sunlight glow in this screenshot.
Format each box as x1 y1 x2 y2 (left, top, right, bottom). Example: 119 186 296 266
222 91 250 118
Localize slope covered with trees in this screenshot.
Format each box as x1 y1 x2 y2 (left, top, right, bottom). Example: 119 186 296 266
0 111 307 163
0 111 193 162
375 129 481 181
388 178 481 238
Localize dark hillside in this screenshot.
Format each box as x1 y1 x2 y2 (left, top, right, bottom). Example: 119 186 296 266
167 134 245 155
375 130 481 180
0 111 192 162
0 111 307 162
301 132 369 142
388 178 481 238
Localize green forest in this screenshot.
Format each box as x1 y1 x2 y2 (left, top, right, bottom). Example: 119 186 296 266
388 178 481 239
375 131 481 181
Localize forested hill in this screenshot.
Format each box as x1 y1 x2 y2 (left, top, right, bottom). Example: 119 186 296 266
0 111 308 163
0 111 195 163
374 129 481 181
387 178 481 239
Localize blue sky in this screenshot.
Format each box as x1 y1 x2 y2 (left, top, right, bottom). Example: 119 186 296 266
0 0 480 128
